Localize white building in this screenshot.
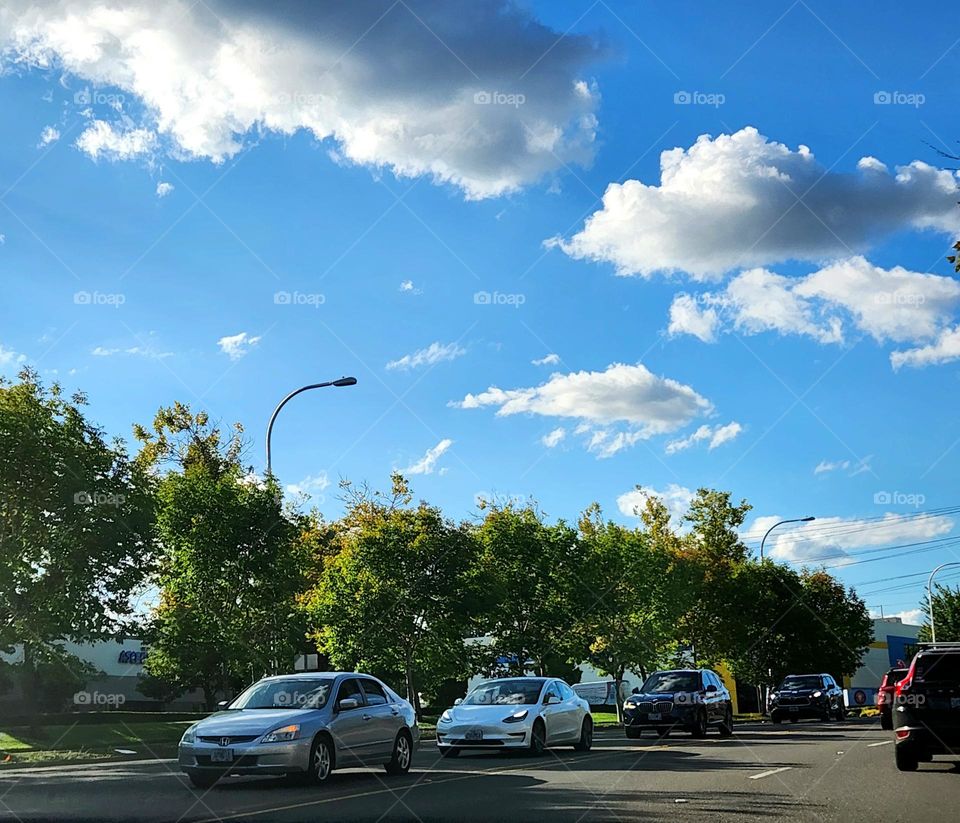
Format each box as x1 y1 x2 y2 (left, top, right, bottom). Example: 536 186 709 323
842 617 921 709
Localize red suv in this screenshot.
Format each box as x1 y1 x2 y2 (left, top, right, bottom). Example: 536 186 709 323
877 667 908 730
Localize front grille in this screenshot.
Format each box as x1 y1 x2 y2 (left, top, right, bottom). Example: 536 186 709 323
199 735 259 745
636 701 673 714
655 701 673 714
449 738 504 746
777 697 810 707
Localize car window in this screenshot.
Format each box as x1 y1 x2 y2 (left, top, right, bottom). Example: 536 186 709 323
557 681 574 700
780 675 822 690
464 679 545 705
361 679 389 706
824 676 836 688
641 671 700 693
336 678 365 709
915 653 960 684
543 684 560 703
707 672 721 689
230 678 335 710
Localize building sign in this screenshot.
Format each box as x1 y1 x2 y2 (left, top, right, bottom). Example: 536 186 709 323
117 650 148 665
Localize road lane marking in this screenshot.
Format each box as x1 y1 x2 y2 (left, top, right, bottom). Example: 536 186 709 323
867 740 892 747
748 767 792 780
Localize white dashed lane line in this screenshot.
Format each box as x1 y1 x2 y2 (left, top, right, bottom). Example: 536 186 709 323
748 767 793 780
867 740 892 747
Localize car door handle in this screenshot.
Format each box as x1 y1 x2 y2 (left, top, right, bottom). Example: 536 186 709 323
362 714 372 722
390 709 400 716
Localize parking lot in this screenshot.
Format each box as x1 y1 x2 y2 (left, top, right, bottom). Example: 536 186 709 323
1 719 957 822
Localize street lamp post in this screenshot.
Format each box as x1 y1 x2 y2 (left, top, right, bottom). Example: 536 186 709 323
759 516 816 561
926 561 960 643
265 377 357 477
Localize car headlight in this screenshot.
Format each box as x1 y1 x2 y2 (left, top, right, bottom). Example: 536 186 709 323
623 700 636 710
261 724 300 743
439 710 453 723
181 725 197 744
502 709 529 723
812 691 822 698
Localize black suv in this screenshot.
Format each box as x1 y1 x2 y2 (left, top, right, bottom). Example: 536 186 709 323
623 669 733 739
893 643 960 771
768 673 845 723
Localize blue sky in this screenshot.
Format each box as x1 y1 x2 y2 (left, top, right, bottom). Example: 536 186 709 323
2 0 960 620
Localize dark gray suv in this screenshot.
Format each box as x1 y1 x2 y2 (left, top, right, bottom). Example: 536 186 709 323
622 669 733 739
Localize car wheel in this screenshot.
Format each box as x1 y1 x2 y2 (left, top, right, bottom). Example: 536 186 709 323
880 712 892 731
718 707 734 737
895 744 919 772
438 746 460 758
187 772 219 790
306 735 334 785
385 731 413 775
691 710 707 738
625 726 643 739
573 717 593 751
528 720 546 756
834 704 845 722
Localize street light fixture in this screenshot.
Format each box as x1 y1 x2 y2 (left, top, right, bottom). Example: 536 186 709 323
759 516 816 561
265 377 357 477
926 561 960 643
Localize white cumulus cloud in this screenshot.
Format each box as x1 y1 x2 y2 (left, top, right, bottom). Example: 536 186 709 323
386 341 466 371
37 125 59 146
617 483 693 525
218 331 261 360
155 181 174 197
554 127 960 279
402 438 453 475
0 0 602 199
454 362 713 457
75 120 156 161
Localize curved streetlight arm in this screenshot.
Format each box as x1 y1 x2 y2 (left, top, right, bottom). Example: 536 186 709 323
760 516 816 560
265 378 356 477
926 561 960 643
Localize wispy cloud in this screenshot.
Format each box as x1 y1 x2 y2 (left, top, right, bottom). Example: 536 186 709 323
387 341 466 371
665 421 742 454
532 353 561 366
401 439 453 475
541 427 566 448
218 332 261 360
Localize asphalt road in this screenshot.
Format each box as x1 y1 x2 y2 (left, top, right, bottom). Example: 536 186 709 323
0 719 956 822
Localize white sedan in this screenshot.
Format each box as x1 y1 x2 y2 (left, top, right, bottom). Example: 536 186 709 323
436 677 593 756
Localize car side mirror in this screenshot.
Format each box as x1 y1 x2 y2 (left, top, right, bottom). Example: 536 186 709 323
544 694 560 705
632 687 640 695
706 684 718 693
453 698 463 706
338 698 360 711
217 700 230 709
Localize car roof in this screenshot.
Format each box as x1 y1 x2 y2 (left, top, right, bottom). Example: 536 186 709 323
257 672 374 681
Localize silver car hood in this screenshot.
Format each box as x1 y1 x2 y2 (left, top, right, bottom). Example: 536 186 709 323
194 708 317 736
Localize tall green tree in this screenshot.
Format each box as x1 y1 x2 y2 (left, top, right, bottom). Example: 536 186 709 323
574 503 686 719
138 404 307 709
919 584 960 642
305 475 483 716
0 370 155 707
475 501 583 677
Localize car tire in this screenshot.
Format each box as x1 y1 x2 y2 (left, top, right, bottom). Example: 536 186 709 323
834 704 845 722
880 712 892 731
305 735 335 785
625 727 643 739
384 730 413 775
528 720 546 756
771 714 782 725
718 707 734 737
691 710 708 738
187 772 219 790
573 717 593 752
438 746 460 758
895 744 919 772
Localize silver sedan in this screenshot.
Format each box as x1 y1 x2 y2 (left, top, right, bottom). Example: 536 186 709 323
436 676 593 757
178 672 419 788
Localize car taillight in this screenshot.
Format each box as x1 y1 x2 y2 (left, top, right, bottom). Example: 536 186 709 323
895 660 918 698
895 729 911 740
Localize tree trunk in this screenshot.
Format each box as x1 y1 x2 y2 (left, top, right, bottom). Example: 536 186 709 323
614 664 626 724
404 652 421 719
202 684 216 712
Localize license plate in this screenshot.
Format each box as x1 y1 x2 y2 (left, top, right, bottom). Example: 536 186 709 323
465 728 483 741
789 706 799 712
210 749 233 763
648 712 661 721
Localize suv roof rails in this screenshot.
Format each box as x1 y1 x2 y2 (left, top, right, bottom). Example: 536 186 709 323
916 641 960 649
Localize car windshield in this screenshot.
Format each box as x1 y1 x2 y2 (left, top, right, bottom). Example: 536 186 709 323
780 676 822 690
463 679 545 705
230 678 335 710
915 654 960 684
641 672 699 693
